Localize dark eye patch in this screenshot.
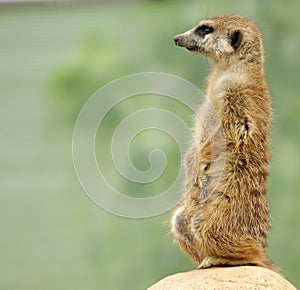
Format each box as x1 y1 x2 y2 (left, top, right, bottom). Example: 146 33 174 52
195 24 214 37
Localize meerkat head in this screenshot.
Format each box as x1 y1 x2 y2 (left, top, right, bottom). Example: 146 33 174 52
174 14 264 65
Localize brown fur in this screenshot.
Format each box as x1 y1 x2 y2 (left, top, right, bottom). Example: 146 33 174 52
170 14 279 272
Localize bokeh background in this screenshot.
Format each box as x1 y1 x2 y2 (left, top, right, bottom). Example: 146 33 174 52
1 0 300 289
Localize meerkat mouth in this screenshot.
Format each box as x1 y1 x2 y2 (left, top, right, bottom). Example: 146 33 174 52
185 46 199 52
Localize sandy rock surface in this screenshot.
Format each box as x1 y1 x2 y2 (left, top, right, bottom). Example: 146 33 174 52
148 266 297 290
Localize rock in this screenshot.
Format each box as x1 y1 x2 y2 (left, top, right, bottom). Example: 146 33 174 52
147 266 297 290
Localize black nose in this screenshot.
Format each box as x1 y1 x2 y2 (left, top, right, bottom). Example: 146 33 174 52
174 37 179 45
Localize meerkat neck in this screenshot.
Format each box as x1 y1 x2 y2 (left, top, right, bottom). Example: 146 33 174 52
210 60 265 85
206 61 265 106
214 59 263 74
213 56 265 78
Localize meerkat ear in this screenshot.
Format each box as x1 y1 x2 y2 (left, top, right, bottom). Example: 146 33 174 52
230 30 243 49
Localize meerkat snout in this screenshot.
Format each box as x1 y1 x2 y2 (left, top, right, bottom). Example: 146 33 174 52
173 32 198 51
173 35 185 46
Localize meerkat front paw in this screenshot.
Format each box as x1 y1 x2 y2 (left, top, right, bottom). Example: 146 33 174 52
170 207 185 239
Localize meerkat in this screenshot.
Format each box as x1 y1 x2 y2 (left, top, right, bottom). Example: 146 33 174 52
170 14 279 272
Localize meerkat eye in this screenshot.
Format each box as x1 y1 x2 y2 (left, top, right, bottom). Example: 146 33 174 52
196 25 214 37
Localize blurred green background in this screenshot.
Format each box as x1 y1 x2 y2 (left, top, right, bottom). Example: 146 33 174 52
1 0 299 289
